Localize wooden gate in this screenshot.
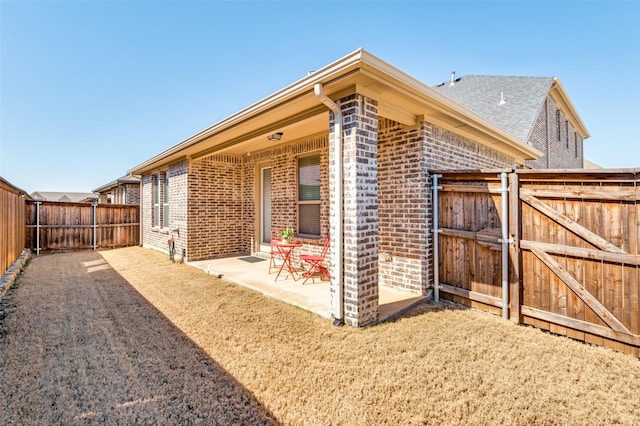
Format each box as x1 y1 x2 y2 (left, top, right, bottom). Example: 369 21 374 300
435 169 640 355
435 170 509 316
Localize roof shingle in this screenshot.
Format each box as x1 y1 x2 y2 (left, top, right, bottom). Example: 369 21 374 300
433 75 553 143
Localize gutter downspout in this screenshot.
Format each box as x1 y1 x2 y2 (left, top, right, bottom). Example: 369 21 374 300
314 83 344 326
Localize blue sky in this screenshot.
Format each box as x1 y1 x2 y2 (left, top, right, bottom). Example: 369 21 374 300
1 0 639 193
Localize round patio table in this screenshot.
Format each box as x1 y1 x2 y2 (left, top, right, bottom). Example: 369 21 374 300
273 240 302 281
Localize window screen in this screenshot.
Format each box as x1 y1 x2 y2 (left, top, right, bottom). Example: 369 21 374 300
152 175 159 227
163 175 170 229
298 155 321 237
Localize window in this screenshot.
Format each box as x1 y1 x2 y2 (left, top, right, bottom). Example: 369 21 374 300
574 132 579 158
163 174 170 228
556 110 561 142
152 175 160 227
152 173 170 228
298 155 321 237
565 120 569 148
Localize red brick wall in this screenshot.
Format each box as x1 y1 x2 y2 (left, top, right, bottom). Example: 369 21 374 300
187 155 244 261
377 118 516 295
378 119 429 293
168 136 331 262
526 96 583 169
124 183 140 206
141 160 188 260
425 123 515 169
245 135 330 264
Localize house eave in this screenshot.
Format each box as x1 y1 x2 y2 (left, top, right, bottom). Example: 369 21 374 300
128 50 366 175
93 175 140 193
129 49 542 174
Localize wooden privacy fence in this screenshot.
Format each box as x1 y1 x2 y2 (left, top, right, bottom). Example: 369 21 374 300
434 168 640 355
1 178 27 275
25 200 139 252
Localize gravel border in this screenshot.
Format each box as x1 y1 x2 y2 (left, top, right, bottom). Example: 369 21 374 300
0 249 30 300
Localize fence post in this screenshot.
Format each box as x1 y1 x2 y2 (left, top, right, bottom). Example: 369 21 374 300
508 172 521 323
432 174 442 303
92 203 97 251
35 201 40 255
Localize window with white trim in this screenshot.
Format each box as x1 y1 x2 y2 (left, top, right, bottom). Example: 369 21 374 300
152 175 160 227
298 155 321 238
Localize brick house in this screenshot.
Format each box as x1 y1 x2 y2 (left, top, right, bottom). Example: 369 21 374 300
93 174 141 205
433 74 589 169
129 49 588 327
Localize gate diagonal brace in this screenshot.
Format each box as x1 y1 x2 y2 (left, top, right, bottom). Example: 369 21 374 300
530 248 632 335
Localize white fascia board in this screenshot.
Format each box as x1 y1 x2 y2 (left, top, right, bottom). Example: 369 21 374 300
549 78 590 139
129 48 542 174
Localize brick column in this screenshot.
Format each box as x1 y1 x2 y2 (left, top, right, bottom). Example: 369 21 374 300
330 93 379 327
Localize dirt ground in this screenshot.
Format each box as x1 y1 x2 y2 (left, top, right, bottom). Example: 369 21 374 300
2 247 640 425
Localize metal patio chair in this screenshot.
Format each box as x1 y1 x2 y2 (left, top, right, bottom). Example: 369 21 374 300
268 230 284 274
299 233 330 284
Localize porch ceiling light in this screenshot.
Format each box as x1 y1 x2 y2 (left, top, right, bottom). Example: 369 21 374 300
267 132 283 141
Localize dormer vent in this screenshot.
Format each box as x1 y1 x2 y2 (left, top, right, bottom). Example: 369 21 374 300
499 92 506 105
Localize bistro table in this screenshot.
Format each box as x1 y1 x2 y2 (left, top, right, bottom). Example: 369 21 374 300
274 240 303 281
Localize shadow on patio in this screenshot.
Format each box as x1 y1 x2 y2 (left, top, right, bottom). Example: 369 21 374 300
187 255 424 322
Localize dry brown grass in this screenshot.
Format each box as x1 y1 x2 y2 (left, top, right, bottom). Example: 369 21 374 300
2 247 640 425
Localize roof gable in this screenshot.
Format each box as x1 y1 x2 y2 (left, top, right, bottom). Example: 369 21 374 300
433 75 554 143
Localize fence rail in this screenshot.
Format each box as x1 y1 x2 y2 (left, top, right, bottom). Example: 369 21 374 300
434 168 640 355
0 178 27 275
25 200 139 252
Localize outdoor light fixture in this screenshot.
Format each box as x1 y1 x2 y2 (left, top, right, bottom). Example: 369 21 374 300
267 132 283 141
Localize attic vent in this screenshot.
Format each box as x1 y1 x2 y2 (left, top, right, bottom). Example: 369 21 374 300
499 92 506 105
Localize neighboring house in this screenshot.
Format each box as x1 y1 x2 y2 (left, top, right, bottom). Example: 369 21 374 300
432 74 590 169
128 49 588 327
93 175 141 205
583 159 602 169
30 191 98 203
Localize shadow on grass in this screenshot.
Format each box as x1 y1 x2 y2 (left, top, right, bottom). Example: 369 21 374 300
381 297 470 323
0 251 280 425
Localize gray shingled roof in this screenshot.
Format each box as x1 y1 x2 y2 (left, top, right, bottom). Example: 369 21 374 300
432 75 554 143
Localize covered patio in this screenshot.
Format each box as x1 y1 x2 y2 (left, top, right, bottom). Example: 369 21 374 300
188 255 423 322
131 49 538 327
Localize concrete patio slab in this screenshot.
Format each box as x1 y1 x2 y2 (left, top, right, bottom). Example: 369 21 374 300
187 255 423 323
